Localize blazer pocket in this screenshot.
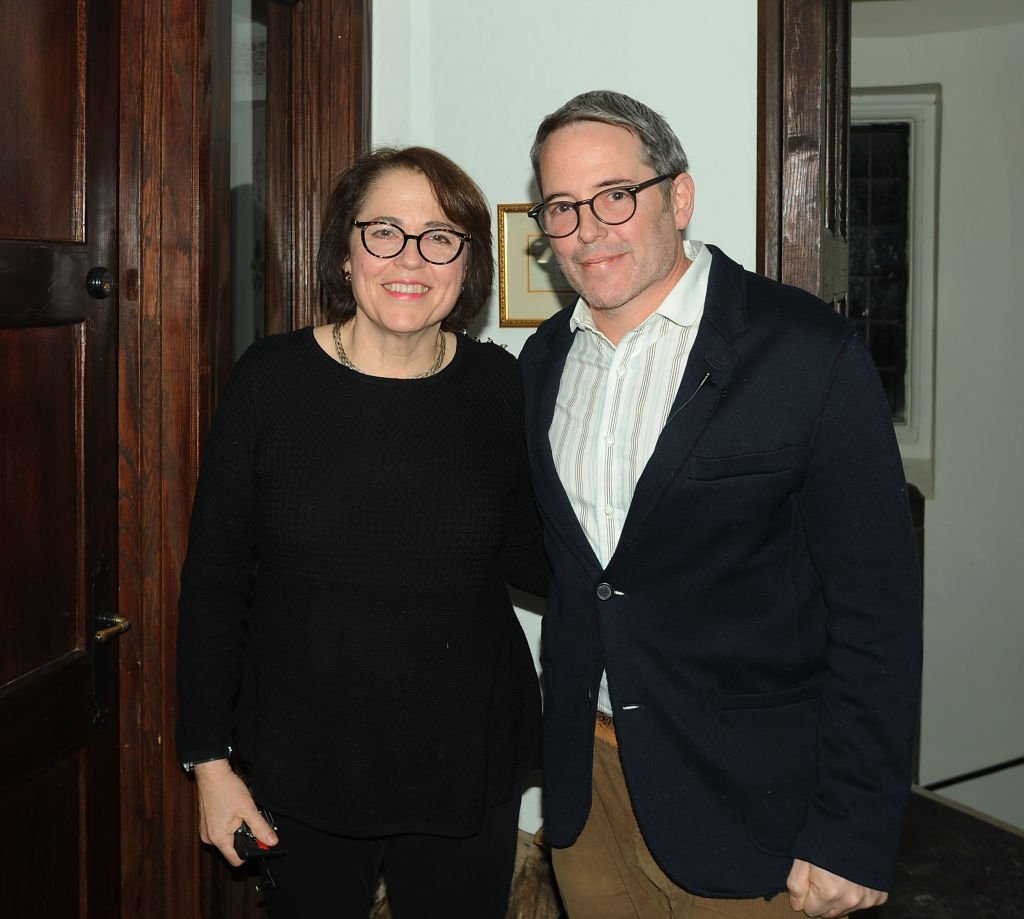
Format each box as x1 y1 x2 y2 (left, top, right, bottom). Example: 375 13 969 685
717 681 823 712
717 683 823 856
687 446 795 481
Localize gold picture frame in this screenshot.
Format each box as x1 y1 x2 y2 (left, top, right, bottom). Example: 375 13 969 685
497 204 577 327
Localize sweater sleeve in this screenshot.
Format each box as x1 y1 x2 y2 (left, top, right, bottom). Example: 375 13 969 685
498 353 551 599
500 458 550 599
790 333 923 890
176 347 260 763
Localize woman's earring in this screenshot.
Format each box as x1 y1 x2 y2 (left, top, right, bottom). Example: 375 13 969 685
344 271 352 283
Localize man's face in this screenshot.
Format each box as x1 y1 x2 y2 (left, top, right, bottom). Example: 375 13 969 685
538 120 694 328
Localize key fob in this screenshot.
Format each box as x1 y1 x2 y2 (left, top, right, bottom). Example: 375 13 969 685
233 807 286 860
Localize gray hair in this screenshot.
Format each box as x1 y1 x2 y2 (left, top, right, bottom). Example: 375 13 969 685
530 90 690 193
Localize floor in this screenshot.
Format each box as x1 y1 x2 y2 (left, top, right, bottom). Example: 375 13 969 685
861 788 1024 918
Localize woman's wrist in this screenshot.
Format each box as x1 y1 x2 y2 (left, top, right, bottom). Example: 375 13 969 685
182 748 233 774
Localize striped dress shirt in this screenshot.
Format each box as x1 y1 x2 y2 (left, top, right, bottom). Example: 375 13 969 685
549 240 712 715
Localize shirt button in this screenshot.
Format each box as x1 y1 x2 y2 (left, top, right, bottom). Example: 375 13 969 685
596 583 613 600
605 434 615 445
604 505 614 517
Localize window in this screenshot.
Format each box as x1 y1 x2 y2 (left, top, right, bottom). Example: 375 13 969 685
851 87 940 496
850 123 910 423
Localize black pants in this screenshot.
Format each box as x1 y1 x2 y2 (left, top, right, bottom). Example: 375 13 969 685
264 797 520 919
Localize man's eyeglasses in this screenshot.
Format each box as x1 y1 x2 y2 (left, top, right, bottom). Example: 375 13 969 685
353 220 471 265
527 174 674 238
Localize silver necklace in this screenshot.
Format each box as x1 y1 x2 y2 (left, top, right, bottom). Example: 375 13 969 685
332 322 446 378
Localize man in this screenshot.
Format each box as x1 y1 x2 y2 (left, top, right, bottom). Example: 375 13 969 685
519 90 921 918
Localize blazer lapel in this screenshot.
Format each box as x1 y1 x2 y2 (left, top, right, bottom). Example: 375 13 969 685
527 317 603 574
611 246 747 562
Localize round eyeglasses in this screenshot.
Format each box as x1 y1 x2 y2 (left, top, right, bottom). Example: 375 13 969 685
353 220 471 265
527 174 675 238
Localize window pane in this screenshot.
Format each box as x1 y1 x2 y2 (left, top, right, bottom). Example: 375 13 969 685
231 0 269 360
869 131 904 177
872 178 901 225
848 123 910 422
850 227 868 274
849 276 867 319
850 178 869 224
850 131 870 177
873 274 905 319
870 228 902 275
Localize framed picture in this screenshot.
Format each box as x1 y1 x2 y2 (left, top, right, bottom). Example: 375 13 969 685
497 204 577 327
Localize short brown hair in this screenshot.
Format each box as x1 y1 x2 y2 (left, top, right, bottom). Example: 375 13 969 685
318 147 494 332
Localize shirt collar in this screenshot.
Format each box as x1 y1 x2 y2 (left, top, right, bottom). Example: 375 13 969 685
569 239 711 334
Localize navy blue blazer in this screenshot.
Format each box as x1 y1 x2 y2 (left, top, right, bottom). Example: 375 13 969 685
519 246 922 897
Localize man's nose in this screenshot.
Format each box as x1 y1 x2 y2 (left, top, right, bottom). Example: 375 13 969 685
575 205 607 244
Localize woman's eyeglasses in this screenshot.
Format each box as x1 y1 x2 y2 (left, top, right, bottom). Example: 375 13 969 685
353 220 471 265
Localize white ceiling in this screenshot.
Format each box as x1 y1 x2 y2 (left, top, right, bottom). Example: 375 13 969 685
853 0 1024 37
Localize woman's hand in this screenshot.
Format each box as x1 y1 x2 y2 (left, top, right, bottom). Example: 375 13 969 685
193 759 279 867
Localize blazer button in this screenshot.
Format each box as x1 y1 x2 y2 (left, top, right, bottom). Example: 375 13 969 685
596 582 614 600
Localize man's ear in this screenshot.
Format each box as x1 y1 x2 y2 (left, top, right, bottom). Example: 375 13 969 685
672 173 695 231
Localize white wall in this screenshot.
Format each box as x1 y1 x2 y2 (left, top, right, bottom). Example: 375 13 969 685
853 20 1024 828
372 0 758 832
372 0 759 345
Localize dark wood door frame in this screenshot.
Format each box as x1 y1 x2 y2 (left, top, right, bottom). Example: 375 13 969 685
116 1 369 915
266 0 372 337
758 0 850 306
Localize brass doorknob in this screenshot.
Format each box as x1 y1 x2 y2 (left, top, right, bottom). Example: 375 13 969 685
94 615 131 644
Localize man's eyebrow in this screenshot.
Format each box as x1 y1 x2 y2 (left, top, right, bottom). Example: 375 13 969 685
541 177 636 204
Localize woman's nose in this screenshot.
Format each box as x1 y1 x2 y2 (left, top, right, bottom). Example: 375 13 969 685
396 237 428 268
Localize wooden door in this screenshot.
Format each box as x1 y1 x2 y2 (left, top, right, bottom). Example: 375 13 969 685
0 0 122 915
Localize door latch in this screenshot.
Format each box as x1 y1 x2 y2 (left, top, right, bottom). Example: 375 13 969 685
94 615 131 644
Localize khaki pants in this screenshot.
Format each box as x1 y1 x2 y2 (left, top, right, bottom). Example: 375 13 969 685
551 732 796 919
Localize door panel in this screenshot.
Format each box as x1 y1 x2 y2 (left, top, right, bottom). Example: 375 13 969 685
0 0 85 242
0 0 121 914
10 755 82 917
0 327 78 683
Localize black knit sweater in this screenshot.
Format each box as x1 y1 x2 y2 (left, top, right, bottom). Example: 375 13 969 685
177 328 547 837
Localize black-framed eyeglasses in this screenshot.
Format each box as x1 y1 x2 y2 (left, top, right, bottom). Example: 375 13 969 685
527 174 675 238
352 220 471 265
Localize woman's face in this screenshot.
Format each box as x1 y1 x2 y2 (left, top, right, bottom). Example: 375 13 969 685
343 168 468 337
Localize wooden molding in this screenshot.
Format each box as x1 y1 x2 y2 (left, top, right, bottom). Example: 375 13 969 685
757 0 851 304
266 0 370 335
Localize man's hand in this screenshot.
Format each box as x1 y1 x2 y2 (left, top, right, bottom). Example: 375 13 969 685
787 859 888 917
193 759 278 867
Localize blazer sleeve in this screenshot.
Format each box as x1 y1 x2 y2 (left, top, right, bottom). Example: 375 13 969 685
791 332 923 890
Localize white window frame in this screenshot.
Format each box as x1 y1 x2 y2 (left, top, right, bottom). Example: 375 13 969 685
851 86 940 497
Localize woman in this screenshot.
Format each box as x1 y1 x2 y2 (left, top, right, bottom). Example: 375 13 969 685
177 147 548 918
